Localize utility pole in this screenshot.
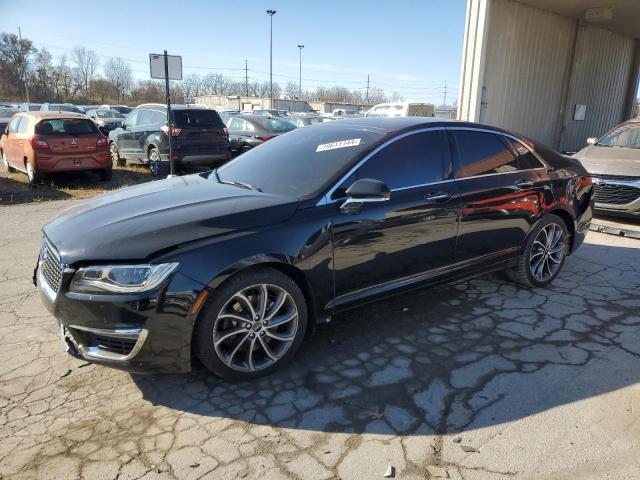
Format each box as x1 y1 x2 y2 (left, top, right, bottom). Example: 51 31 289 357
366 75 370 105
266 10 277 108
244 59 249 96
443 81 447 108
18 27 30 104
297 45 304 100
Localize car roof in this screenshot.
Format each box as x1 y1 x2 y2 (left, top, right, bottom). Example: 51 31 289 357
19 111 89 120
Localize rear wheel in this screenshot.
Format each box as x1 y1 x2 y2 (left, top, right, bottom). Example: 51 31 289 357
148 147 168 177
506 214 569 288
194 267 308 381
25 160 41 187
2 151 14 173
110 142 125 167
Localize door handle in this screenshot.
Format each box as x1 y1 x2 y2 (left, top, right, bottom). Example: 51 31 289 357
424 191 451 203
515 180 534 189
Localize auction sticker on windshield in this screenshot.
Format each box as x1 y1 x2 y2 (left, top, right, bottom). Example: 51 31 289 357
316 138 361 152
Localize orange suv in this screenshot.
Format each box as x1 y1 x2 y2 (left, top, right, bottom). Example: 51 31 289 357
0 111 111 185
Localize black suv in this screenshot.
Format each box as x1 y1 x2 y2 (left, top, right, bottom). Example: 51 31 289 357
108 104 230 176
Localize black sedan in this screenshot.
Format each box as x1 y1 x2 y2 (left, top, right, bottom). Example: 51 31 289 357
225 114 295 155
35 118 593 380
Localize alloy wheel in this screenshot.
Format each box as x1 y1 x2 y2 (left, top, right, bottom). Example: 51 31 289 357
2 152 8 171
529 223 565 282
213 283 298 372
110 143 119 165
149 150 160 176
26 161 35 182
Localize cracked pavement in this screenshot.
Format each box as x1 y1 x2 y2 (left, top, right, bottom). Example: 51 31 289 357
1 200 640 479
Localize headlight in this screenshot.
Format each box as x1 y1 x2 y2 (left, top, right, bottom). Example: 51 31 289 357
70 263 179 294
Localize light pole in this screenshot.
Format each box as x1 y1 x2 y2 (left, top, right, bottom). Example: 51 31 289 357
297 44 304 100
266 10 277 108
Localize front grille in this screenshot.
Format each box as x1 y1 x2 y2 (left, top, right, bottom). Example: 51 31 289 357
593 183 640 205
41 238 62 292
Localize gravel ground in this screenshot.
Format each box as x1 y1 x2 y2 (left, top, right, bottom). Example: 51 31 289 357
1 200 640 480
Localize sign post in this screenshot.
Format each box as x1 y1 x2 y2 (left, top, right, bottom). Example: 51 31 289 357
149 52 182 177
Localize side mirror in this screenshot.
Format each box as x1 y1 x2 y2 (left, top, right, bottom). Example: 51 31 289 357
122 123 127 130
586 137 597 146
340 178 390 214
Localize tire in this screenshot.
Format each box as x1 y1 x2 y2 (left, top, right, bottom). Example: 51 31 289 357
148 147 168 177
99 168 113 182
110 142 125 167
194 267 308 381
506 214 569 288
2 151 15 173
25 160 40 187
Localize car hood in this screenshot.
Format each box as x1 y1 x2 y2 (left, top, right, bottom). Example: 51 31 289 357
572 145 640 177
97 117 123 123
44 174 299 264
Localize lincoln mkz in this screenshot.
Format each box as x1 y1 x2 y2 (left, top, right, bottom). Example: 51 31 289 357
35 118 593 380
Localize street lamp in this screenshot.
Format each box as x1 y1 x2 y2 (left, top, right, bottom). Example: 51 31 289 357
266 10 277 108
297 44 304 100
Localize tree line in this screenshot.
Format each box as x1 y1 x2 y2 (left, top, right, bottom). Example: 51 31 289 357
0 32 394 106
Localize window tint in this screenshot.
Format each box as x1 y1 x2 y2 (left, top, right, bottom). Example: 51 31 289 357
151 110 166 124
336 131 449 194
16 117 30 133
228 117 245 131
451 130 517 178
172 109 225 129
502 136 545 169
597 122 640 149
35 119 98 135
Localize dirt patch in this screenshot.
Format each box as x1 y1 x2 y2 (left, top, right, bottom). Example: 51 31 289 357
0 164 153 205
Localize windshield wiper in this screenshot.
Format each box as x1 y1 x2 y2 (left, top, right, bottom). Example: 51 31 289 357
212 169 261 191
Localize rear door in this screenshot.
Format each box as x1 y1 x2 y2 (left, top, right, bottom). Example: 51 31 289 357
35 118 99 154
3 116 22 166
449 128 546 268
117 110 138 155
132 109 155 159
172 109 228 156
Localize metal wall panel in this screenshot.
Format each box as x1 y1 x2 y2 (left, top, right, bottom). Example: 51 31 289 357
480 0 576 145
560 25 636 152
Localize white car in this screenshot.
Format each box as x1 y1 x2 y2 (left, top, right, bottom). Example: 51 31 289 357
365 102 435 118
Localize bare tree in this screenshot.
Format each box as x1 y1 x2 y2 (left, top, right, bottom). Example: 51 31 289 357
71 46 99 95
183 73 203 99
103 57 132 101
0 32 35 100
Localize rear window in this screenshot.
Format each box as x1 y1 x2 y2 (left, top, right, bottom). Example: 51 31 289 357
172 109 225 129
35 119 99 136
252 117 296 133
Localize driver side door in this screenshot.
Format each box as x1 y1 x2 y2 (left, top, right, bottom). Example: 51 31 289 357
329 129 460 309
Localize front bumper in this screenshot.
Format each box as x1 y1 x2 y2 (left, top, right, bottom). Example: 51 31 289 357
36 261 207 373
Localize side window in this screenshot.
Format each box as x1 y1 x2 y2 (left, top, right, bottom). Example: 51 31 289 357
228 117 243 131
503 137 545 170
334 130 449 196
451 130 517 178
136 109 153 127
8 116 21 133
16 117 30 133
124 110 138 128
151 110 166 125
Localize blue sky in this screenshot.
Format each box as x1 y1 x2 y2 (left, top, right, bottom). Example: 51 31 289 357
1 0 467 103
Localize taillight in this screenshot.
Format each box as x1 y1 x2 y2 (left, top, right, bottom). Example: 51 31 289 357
257 134 275 142
30 137 49 150
96 137 108 147
160 125 182 137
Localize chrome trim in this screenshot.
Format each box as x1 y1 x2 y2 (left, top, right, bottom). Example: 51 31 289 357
592 176 640 210
328 246 519 309
317 125 548 206
67 325 149 362
37 267 57 302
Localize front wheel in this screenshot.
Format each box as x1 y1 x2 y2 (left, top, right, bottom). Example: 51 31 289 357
2 151 15 173
506 214 569 288
194 267 308 381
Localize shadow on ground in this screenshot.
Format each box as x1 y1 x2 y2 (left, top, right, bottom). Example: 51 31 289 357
132 241 640 437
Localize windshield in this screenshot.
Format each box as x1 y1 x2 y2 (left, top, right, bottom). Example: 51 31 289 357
597 122 640 149
217 124 385 198
96 110 124 119
35 119 99 136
